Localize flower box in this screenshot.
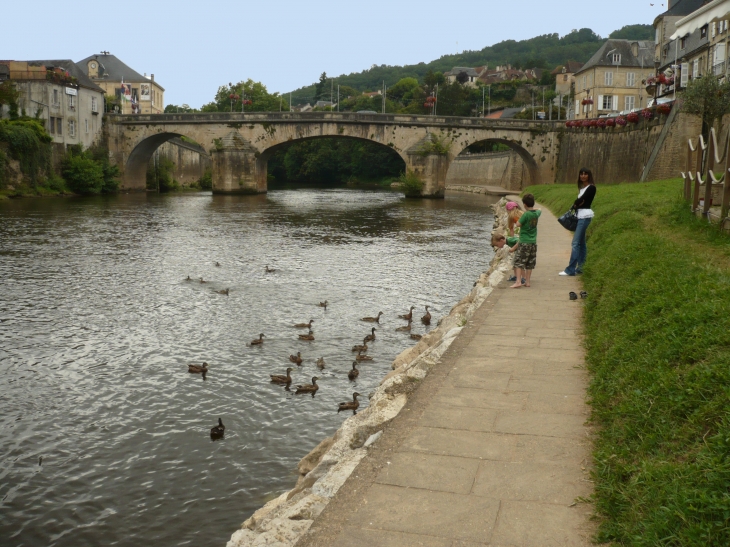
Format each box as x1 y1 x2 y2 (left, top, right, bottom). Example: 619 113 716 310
627 112 640 124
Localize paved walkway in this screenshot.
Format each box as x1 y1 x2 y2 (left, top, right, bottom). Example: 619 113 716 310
297 206 594 547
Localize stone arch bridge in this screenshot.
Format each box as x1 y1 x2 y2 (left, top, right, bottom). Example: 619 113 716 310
105 112 562 197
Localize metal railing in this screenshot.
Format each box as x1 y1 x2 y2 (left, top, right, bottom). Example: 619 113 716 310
713 61 726 76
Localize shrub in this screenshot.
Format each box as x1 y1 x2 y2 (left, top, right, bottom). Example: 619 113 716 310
62 154 104 194
198 168 212 190
398 169 424 196
0 119 52 183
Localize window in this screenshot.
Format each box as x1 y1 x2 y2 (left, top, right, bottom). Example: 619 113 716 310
68 94 76 108
56 118 62 136
693 59 699 78
602 95 613 110
681 36 687 49
712 22 717 38
605 71 613 85
85 119 89 133
49 117 55 134
582 75 587 89
626 72 636 87
563 74 568 82
91 97 97 113
701 25 708 39
625 96 635 111
52 89 59 106
69 120 75 137
612 53 621 64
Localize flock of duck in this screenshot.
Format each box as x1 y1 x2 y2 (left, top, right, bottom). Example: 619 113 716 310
185 264 433 440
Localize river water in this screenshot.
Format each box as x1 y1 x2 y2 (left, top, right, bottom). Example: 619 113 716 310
0 187 495 547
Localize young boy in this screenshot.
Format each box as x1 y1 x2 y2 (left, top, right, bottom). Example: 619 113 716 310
491 232 521 283
510 194 541 288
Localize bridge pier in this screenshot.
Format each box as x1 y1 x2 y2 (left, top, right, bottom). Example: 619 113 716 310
406 152 450 198
210 131 266 194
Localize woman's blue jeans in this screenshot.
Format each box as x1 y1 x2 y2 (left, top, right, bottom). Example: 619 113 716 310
564 218 592 275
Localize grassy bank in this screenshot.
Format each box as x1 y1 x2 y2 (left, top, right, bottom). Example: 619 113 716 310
530 180 730 545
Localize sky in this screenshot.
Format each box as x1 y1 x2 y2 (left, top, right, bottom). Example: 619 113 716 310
2 0 667 108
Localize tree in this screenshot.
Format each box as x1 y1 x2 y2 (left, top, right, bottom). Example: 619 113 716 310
314 72 328 103
609 24 654 40
423 70 445 90
456 71 470 84
164 103 198 113
681 75 730 134
201 79 288 112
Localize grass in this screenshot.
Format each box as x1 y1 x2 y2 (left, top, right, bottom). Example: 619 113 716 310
529 179 730 546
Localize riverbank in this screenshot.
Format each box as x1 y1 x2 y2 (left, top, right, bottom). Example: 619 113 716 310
531 179 730 545
226 197 551 546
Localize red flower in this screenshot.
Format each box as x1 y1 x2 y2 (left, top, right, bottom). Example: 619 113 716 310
616 116 627 126
627 112 640 124
641 108 653 120
597 119 607 128
606 118 616 127
657 103 672 115
581 120 591 127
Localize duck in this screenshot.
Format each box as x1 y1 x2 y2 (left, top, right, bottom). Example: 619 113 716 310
270 367 294 385
299 329 315 341
351 338 368 352
398 306 415 321
289 352 303 365
338 392 361 413
318 300 328 309
250 333 265 346
188 362 209 374
355 350 373 361
295 376 319 394
395 321 412 332
293 319 314 329
216 288 229 295
316 357 326 369
410 333 423 341
361 312 383 323
199 277 208 284
210 418 225 439
421 305 431 325
185 275 192 281
364 327 377 342
265 265 276 273
215 262 221 267
348 361 360 380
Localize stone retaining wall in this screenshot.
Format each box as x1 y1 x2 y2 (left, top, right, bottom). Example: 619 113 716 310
151 138 211 186
226 200 516 547
445 151 526 191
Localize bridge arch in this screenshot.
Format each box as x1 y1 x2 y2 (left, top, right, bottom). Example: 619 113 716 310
451 138 540 190
124 131 211 189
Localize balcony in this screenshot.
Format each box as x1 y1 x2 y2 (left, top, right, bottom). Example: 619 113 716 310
713 61 726 76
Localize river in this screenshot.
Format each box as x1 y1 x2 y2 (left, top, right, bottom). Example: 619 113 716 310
0 187 495 547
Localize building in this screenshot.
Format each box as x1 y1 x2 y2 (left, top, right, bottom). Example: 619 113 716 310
0 60 105 150
573 40 655 119
444 67 480 86
552 61 584 96
76 52 164 115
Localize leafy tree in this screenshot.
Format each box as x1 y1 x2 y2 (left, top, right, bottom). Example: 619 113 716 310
201 79 288 112
387 77 420 102
681 75 730 134
164 103 198 113
62 152 105 194
456 71 470 84
609 24 654 40
314 72 328 103
423 70 446 90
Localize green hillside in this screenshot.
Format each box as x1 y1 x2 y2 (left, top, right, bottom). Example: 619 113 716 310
288 24 653 103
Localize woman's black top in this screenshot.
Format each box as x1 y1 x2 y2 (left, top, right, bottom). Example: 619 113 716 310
572 184 596 211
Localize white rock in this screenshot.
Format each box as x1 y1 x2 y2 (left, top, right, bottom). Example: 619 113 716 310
363 430 383 447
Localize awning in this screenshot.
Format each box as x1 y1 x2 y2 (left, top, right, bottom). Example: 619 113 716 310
671 0 730 39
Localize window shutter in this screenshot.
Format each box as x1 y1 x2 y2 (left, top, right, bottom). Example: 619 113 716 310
712 22 716 38
681 63 689 87
598 94 604 110
613 95 619 111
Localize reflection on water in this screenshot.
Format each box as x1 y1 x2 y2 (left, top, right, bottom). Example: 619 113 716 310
0 188 495 547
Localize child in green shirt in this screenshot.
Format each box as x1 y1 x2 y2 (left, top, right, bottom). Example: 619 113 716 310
491 232 522 283
510 194 541 289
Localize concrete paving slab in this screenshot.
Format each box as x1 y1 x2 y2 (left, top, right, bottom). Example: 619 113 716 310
494 411 587 439
491 500 593 547
508 374 586 395
453 358 535 376
517 347 584 364
432 386 527 411
472 460 590 504
334 526 452 547
447 370 512 390
345 483 500 543
472 334 540 348
525 392 589 416
524 328 579 339
460 345 519 359
537 337 583 350
419 403 498 433
375 452 480 494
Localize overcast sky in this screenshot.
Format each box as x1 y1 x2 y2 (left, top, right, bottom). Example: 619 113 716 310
3 0 665 108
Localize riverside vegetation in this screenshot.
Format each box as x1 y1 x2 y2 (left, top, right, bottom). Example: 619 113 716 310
529 180 730 546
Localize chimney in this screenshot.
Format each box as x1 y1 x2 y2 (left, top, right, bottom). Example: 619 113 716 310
151 74 154 81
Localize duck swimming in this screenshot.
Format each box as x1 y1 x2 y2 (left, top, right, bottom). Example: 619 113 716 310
295 376 319 395
188 362 209 374
410 333 422 341
199 277 208 284
270 367 294 385
265 265 276 273
289 352 303 365
299 329 315 341
351 338 368 352
216 288 229 295
210 418 225 439
293 319 314 329
361 312 383 323
318 300 328 309
250 333 265 346
395 321 412 332
398 306 415 321
338 392 361 413
364 327 377 342
421 305 431 325
316 357 326 369
355 350 373 361
348 361 359 381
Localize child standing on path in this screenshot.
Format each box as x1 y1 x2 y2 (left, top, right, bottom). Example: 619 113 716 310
510 194 541 289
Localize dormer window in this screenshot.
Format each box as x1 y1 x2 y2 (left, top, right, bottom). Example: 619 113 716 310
681 36 687 49
701 25 708 39
612 53 621 64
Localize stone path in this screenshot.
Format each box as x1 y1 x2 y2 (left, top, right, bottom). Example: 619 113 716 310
296 205 594 547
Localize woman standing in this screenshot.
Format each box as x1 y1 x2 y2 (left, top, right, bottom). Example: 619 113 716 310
560 168 595 277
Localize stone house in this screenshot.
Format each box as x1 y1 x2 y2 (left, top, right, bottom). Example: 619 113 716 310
573 40 655 119
444 67 480 86
76 53 164 115
552 61 584 96
0 60 105 151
